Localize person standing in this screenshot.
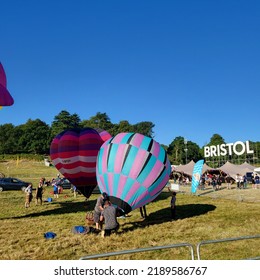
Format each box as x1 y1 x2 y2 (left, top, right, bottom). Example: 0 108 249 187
236 174 241 189
243 175 248 189
53 183 59 198
25 183 33 208
225 174 232 190
139 205 147 219
35 179 44 205
170 191 177 220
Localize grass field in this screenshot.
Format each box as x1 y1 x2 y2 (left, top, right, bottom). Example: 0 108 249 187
0 160 260 260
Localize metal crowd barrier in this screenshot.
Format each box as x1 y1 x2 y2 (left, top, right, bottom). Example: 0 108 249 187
80 243 195 260
196 234 260 260
80 234 260 260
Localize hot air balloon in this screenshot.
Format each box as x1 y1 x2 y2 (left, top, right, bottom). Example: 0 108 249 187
0 62 14 106
50 128 103 198
95 128 112 143
96 132 171 214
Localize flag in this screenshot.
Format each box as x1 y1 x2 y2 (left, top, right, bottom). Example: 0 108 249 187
191 159 204 193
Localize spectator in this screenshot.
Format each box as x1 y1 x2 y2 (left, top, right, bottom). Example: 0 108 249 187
225 175 232 190
243 175 248 189
53 183 59 198
100 199 119 237
139 205 147 219
35 179 44 205
255 174 260 189
25 183 33 208
93 192 108 230
170 191 177 220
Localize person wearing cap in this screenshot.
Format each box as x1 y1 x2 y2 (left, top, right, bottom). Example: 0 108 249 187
93 192 108 230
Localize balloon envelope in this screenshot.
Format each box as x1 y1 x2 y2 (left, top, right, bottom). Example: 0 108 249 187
50 128 103 198
96 132 171 213
95 128 112 143
0 63 14 106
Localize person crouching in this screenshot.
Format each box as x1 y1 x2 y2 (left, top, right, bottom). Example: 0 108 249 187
100 199 119 237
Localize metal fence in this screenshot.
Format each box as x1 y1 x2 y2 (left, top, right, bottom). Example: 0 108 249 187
196 234 260 260
80 234 260 260
80 243 195 260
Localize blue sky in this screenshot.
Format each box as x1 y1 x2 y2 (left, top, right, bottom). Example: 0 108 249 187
1 0 260 147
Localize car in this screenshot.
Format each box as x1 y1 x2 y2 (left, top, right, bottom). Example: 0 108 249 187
0 177 30 191
56 178 72 189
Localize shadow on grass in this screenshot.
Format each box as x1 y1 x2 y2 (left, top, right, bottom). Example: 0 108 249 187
121 203 216 233
0 199 97 220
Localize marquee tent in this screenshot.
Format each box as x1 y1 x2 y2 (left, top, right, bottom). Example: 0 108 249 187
254 167 260 173
173 160 257 179
217 161 256 179
174 160 214 177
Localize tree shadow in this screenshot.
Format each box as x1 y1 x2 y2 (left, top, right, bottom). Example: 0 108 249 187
120 203 216 233
0 199 97 220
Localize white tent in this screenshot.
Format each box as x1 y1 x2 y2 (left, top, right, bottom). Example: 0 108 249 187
254 167 260 174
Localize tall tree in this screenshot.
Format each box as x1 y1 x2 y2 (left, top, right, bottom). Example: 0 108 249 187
51 110 81 138
80 112 113 131
0 124 17 154
167 136 202 165
17 119 51 154
132 121 154 138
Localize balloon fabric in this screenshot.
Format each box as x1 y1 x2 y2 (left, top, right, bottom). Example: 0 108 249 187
50 128 103 198
95 128 112 143
96 132 171 214
0 63 14 106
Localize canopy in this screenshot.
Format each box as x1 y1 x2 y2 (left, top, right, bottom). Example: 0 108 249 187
173 160 257 179
217 161 256 179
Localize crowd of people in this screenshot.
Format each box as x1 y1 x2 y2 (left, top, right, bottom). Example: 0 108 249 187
170 172 260 191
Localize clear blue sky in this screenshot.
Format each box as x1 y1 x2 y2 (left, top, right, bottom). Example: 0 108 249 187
1 0 259 147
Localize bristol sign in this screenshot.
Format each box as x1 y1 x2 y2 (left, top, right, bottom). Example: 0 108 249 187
204 141 254 157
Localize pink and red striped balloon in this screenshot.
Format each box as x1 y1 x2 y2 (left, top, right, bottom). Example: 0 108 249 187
50 128 103 198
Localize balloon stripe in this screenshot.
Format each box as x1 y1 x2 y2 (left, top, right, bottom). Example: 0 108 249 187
149 171 169 196
112 132 128 144
107 143 119 173
116 175 128 198
112 173 120 197
142 160 164 188
137 155 157 184
101 144 109 174
120 177 135 200
113 144 127 173
121 144 132 175
107 173 115 196
130 133 144 147
136 153 153 183
151 141 160 157
124 181 142 203
128 148 148 179
140 136 153 150
58 166 96 174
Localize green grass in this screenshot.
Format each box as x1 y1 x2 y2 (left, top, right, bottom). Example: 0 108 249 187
0 160 260 260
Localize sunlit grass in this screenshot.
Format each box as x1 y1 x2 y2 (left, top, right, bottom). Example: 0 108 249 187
0 160 260 260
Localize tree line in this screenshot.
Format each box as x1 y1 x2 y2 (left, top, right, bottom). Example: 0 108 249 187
0 110 259 167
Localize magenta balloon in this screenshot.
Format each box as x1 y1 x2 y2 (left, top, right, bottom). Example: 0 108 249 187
0 62 14 106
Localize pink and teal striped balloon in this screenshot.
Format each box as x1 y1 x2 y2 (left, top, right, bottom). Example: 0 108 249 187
96 132 171 214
